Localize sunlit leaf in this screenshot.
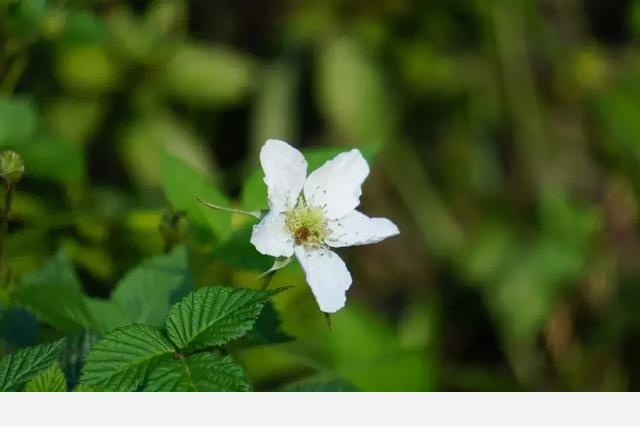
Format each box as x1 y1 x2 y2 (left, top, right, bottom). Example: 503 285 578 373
0 339 66 392
165 286 275 351
24 363 67 392
79 324 174 392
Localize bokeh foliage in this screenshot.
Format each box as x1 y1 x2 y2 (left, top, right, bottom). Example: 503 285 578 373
1 0 640 391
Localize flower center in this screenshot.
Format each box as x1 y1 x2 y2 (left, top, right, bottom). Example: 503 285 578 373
284 198 328 248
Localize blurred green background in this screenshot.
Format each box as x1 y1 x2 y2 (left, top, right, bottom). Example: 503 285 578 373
3 0 640 391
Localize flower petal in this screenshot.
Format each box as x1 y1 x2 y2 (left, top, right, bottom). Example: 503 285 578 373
250 211 294 257
294 246 352 313
327 210 399 248
260 139 308 212
303 149 369 219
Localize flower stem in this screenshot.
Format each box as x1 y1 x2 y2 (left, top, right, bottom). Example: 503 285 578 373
260 269 276 290
323 313 332 331
257 257 291 290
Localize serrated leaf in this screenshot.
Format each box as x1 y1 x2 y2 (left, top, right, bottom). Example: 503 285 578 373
111 245 191 327
241 301 292 346
165 286 275 351
72 382 96 392
79 324 175 391
24 363 67 392
146 353 250 392
0 339 66 392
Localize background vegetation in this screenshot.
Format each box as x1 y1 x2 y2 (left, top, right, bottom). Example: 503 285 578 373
1 0 640 391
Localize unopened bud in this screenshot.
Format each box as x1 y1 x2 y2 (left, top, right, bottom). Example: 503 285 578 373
0 151 24 187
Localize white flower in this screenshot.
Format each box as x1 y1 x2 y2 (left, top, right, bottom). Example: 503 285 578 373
250 139 400 313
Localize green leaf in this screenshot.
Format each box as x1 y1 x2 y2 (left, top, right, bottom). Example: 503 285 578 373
146 353 250 392
83 298 130 335
20 250 80 289
165 286 275 351
24 363 67 392
111 245 191 328
79 324 175 391
0 96 37 147
241 301 292 346
12 251 94 331
284 379 358 392
0 339 66 392
162 152 231 242
11 248 192 334
72 382 97 392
